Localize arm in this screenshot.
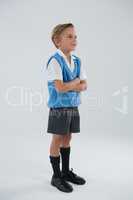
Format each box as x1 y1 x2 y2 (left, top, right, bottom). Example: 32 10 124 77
72 79 88 92
54 78 80 92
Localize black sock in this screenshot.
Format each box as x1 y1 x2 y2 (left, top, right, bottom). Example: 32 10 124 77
60 147 70 174
49 155 61 178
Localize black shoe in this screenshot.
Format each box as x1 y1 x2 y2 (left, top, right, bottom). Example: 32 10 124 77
62 168 86 185
51 175 73 193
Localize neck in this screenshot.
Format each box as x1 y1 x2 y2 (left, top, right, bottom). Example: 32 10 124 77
59 48 71 57
59 48 71 64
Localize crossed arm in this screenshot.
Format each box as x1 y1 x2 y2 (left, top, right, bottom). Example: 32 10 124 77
54 78 87 93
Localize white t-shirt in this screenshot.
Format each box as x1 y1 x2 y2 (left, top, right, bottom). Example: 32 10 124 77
45 49 87 81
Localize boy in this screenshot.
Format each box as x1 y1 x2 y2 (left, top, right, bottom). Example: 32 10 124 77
46 23 87 193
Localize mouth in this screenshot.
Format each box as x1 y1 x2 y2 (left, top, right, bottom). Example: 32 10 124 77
71 44 76 47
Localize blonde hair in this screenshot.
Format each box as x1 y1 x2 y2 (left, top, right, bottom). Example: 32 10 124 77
51 23 74 48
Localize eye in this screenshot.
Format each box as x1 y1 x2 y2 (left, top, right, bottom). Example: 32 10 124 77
68 34 73 39
67 34 77 39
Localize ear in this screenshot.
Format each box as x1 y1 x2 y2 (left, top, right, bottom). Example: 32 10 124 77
54 36 61 48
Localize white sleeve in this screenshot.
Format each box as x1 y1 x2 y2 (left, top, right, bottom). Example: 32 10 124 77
46 58 63 81
80 66 87 80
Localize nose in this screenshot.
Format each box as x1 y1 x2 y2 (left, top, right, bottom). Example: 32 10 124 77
72 36 76 42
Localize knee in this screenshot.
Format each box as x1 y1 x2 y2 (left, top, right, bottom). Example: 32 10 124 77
62 133 72 145
52 135 62 145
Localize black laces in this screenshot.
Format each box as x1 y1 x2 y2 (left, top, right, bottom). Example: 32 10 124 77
69 168 77 177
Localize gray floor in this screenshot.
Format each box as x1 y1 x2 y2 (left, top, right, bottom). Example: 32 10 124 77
0 134 132 200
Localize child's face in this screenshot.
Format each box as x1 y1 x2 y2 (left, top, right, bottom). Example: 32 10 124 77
58 27 77 52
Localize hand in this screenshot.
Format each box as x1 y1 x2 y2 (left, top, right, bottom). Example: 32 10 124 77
73 78 80 85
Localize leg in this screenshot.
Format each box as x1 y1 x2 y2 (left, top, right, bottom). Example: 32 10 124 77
61 132 72 148
60 133 72 174
50 134 62 156
49 134 62 178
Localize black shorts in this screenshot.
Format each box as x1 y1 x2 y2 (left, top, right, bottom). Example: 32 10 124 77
47 107 80 135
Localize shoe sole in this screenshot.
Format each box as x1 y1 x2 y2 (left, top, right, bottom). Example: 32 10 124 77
64 178 86 185
51 181 73 193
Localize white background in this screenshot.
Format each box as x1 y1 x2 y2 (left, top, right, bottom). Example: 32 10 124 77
0 0 132 199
